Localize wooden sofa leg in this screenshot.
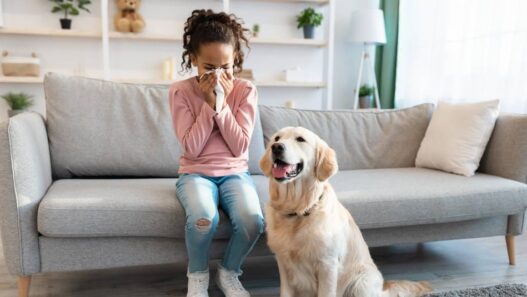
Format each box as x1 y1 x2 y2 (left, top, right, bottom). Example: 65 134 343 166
18 276 31 297
505 235 516 265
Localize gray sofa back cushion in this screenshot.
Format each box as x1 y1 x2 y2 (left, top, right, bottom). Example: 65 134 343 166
479 113 527 184
249 110 265 175
259 104 434 170
44 73 264 179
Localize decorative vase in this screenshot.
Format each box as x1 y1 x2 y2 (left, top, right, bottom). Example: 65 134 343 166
8 110 23 117
303 25 314 39
359 95 373 109
60 18 72 30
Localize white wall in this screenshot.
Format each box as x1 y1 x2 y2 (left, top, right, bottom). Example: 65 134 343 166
0 0 376 122
332 0 379 109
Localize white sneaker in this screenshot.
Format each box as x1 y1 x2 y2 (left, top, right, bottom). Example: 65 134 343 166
215 265 250 297
187 270 209 297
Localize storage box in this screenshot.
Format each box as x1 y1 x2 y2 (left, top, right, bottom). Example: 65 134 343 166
1 53 41 77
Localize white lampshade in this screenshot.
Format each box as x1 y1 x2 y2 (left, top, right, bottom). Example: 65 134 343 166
349 9 386 45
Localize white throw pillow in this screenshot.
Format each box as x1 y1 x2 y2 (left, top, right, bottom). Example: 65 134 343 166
415 100 500 176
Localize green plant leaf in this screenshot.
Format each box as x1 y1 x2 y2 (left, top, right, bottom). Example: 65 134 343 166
1 92 34 110
49 0 91 16
359 85 375 97
78 0 92 13
296 7 323 28
70 7 80 16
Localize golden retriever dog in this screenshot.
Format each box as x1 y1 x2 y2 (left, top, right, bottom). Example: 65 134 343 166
259 127 431 297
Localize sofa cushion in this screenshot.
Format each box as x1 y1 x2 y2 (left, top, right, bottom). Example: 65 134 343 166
333 168 527 229
416 100 500 177
43 73 265 179
37 168 527 239
249 108 265 175
37 176 270 239
259 104 434 170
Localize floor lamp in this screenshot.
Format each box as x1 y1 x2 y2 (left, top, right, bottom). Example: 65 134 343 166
349 9 386 109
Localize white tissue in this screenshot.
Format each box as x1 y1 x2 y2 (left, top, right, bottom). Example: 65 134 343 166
213 69 225 113
200 69 225 112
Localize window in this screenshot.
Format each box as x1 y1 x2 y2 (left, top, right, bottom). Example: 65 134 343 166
396 0 527 113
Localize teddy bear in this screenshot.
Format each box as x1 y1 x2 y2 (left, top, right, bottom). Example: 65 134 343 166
114 0 145 33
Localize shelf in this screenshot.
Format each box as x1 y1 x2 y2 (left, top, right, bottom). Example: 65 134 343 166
110 31 326 47
0 76 44 83
0 28 326 47
0 27 101 39
109 31 178 42
254 80 326 88
251 37 326 47
229 0 329 5
114 78 326 88
0 76 325 88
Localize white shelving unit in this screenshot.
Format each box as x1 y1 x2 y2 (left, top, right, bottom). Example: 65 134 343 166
0 0 335 109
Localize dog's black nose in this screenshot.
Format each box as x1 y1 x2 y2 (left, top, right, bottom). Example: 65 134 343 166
272 143 285 155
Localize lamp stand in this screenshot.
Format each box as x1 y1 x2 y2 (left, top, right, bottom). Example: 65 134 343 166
353 43 381 110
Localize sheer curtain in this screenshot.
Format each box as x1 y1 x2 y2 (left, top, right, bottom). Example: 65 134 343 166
395 0 527 113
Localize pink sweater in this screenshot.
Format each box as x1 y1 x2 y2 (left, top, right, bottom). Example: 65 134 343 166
168 76 258 176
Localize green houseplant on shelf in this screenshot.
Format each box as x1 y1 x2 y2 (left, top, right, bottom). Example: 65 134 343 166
252 24 260 38
358 84 375 109
296 7 323 39
1 92 34 117
49 0 91 30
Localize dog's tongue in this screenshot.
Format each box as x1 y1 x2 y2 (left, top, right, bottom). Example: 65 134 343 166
272 163 296 179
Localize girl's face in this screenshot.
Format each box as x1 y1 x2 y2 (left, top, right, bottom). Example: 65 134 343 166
191 42 235 77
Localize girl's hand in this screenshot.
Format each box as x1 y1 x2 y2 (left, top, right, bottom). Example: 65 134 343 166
198 72 217 109
218 71 234 108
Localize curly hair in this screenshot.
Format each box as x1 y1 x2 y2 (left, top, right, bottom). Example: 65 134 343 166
181 9 250 74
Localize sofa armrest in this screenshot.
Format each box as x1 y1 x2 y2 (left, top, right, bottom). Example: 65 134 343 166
0 112 52 276
479 113 527 184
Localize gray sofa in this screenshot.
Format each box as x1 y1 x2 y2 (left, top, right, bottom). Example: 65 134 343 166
1 73 526 297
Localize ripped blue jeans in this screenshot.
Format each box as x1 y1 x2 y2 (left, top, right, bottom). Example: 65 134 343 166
175 172 265 274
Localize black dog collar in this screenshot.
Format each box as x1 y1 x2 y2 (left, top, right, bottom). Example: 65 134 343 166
286 194 324 217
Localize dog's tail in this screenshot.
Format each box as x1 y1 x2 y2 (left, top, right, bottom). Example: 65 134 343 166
383 280 432 297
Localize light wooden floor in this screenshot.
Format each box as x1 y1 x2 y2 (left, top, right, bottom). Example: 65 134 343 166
0 233 526 296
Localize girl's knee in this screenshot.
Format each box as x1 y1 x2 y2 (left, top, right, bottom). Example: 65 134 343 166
196 218 213 231
254 215 265 234
235 214 265 238
187 215 219 233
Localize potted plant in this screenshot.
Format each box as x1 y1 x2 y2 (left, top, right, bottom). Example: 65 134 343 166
1 92 34 117
49 0 91 30
296 7 323 39
252 24 260 38
358 84 375 109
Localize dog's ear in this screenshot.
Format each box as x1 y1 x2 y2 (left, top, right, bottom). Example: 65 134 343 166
315 140 338 182
259 146 273 177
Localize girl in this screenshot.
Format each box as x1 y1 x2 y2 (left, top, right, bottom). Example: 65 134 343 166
168 9 264 297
